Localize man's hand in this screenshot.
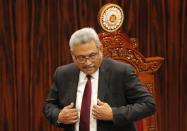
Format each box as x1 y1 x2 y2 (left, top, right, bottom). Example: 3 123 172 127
92 99 113 120
58 102 79 124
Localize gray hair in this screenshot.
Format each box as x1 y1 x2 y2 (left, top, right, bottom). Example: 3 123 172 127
69 27 101 51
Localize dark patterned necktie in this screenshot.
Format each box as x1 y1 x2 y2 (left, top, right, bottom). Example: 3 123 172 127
79 75 91 131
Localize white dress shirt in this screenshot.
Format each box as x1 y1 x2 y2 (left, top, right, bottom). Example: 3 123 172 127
75 70 99 131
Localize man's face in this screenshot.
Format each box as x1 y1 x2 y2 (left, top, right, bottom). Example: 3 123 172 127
71 40 103 75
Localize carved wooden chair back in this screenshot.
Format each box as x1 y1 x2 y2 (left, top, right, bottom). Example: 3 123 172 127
98 31 164 131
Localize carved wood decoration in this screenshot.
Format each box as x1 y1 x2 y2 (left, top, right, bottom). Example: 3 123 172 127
99 31 164 73
98 31 164 131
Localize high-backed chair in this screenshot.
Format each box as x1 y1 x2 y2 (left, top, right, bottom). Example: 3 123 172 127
98 30 164 131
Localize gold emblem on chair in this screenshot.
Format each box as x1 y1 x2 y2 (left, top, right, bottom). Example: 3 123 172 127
98 3 124 32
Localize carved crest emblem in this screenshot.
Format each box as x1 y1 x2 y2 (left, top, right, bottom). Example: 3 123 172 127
98 3 124 32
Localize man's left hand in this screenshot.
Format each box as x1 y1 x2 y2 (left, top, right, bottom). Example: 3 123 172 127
92 99 113 120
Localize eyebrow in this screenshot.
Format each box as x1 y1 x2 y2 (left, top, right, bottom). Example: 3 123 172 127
76 51 98 56
77 52 97 57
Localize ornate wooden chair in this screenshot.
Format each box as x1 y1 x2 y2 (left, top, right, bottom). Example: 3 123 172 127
98 31 164 131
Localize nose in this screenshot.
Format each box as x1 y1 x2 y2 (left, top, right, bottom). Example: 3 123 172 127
84 58 92 65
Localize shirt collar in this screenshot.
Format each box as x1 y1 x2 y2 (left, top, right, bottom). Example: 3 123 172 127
79 69 99 80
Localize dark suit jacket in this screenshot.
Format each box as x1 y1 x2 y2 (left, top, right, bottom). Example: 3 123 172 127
43 57 156 131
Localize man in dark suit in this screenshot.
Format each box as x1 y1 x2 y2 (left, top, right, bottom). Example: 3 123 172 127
43 27 156 131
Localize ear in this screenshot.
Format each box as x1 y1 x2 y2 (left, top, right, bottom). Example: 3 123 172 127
99 43 103 53
70 50 73 56
70 51 76 60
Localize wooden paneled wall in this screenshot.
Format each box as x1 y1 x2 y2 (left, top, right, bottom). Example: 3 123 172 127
0 0 186 131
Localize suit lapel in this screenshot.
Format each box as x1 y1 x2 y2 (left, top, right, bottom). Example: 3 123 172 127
68 65 80 107
98 58 110 102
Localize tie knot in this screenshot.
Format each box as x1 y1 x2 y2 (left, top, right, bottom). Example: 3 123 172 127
86 75 91 80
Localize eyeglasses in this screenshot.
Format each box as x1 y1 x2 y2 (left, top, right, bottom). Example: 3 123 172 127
74 51 99 64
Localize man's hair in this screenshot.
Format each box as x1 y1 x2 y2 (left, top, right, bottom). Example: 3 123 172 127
69 27 101 51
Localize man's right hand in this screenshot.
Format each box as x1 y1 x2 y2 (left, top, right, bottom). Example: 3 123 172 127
58 102 79 124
